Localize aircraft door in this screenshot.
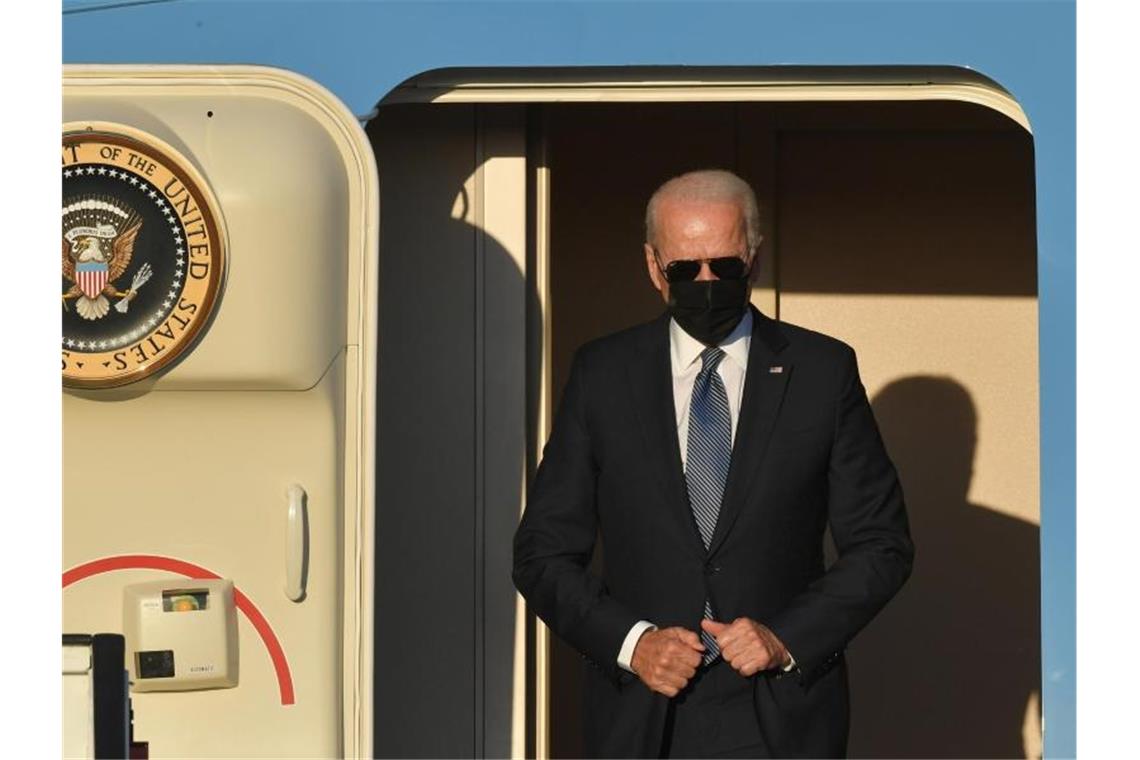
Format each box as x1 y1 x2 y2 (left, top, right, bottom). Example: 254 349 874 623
61 66 376 759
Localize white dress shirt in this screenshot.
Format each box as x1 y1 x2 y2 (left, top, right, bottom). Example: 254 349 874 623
615 310 795 674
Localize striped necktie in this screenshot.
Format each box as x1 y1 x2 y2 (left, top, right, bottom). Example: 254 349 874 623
685 346 732 665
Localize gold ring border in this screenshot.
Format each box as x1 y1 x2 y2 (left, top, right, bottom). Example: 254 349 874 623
62 121 228 390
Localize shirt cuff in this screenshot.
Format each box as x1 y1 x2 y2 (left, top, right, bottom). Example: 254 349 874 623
617 620 657 673
782 651 797 672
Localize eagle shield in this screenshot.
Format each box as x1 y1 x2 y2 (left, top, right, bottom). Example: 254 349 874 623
75 261 109 299
61 197 143 321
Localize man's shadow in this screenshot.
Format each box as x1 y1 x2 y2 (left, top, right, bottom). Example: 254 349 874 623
845 376 1041 759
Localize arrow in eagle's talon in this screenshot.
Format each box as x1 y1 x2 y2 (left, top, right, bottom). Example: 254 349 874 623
115 264 153 313
114 291 136 313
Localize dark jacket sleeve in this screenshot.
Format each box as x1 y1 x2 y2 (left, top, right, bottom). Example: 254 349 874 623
766 344 915 688
512 348 640 681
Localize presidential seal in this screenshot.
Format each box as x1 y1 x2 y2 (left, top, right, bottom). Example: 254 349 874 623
62 123 225 388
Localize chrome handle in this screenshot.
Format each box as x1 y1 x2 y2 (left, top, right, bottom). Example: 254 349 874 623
285 484 308 602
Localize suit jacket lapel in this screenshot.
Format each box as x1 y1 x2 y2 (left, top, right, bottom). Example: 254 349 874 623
706 306 792 558
626 313 707 561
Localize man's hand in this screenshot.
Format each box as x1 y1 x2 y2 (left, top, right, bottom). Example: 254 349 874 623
701 617 790 677
630 626 705 697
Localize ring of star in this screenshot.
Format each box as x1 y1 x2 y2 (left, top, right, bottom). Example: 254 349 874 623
61 166 188 352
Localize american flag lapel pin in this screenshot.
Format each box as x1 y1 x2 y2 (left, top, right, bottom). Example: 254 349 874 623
769 365 784 374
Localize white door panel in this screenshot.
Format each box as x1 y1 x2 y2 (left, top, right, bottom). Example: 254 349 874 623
62 66 376 758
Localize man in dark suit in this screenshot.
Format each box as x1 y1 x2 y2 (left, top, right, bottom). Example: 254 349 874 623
512 169 913 758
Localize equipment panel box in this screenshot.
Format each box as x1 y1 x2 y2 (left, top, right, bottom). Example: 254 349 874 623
123 579 239 691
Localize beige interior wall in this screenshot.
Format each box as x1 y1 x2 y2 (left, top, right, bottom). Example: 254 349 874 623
787 293 1039 521
775 129 1039 523
476 106 532 760
369 103 480 759
366 103 527 760
774 128 1040 759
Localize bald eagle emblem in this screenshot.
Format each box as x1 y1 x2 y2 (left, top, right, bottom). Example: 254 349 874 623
62 196 152 320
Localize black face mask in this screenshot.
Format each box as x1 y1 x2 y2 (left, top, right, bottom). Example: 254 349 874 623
667 278 749 346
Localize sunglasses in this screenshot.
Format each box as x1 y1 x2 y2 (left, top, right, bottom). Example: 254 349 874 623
652 247 752 283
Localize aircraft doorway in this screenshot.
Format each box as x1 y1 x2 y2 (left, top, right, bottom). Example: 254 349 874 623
367 71 1040 759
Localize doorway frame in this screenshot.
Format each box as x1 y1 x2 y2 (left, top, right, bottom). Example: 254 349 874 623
376 65 1032 759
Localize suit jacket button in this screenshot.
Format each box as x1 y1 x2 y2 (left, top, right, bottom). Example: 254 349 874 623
705 564 721 575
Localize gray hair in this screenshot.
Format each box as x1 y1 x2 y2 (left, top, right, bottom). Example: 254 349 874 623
645 169 762 251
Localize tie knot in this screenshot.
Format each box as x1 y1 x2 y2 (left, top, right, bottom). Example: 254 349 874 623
699 346 726 374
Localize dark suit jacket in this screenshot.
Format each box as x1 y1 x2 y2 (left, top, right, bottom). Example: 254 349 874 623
512 306 914 758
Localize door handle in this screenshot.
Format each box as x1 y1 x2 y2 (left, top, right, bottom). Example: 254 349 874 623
285 484 308 602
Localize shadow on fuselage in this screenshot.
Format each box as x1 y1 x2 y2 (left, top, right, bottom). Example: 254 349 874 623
847 376 1041 759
